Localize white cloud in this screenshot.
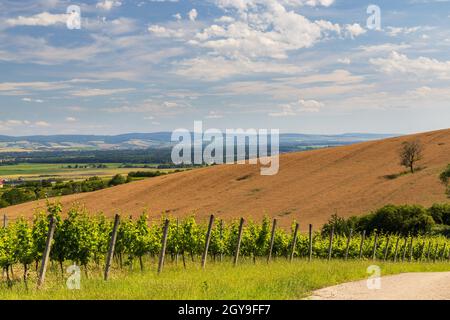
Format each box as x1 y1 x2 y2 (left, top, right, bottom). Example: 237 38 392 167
215 0 335 9
148 25 186 38
143 0 362 81
269 98 324 116
87 18 138 35
205 111 223 119
215 16 235 23
298 99 323 112
147 0 348 65
174 56 304 80
70 88 136 97
385 26 421 37
5 12 67 27
65 117 77 122
358 43 411 53
276 69 364 86
103 100 190 115
269 104 296 117
22 97 44 103
0 79 105 96
96 0 122 11
345 23 366 38
337 57 351 64
370 51 450 79
35 121 51 127
193 2 341 60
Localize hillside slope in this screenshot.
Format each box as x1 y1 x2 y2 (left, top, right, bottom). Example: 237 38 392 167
2 129 449 229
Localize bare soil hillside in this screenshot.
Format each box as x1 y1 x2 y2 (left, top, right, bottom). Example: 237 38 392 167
2 129 449 230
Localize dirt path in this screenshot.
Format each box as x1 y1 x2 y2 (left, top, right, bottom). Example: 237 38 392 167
309 272 450 300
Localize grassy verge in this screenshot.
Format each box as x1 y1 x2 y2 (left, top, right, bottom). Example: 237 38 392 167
1 258 449 300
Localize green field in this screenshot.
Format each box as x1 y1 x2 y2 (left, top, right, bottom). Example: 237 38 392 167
1 258 449 300
0 163 174 180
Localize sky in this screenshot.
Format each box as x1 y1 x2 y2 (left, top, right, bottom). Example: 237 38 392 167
0 0 449 136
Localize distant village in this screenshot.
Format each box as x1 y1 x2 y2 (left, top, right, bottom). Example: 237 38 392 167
0 178 27 188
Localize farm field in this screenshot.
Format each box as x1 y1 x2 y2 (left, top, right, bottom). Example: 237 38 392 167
0 163 172 181
1 259 449 300
1 129 449 229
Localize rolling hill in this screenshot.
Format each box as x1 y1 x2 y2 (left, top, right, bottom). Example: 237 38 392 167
1 129 449 230
0 132 394 152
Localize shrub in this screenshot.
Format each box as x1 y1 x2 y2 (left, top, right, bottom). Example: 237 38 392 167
440 164 450 185
322 214 357 236
1 188 36 205
108 174 127 186
323 204 436 236
428 203 450 225
127 171 165 178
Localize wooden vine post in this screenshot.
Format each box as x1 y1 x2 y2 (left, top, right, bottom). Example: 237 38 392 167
175 218 179 266
409 238 414 262
219 220 224 262
2 214 7 228
441 243 447 261
359 230 366 259
289 223 299 262
344 229 353 261
402 238 408 262
383 236 390 261
201 215 215 269
427 241 431 261
233 218 245 266
267 219 277 263
433 243 439 263
327 226 335 261
393 237 400 262
420 241 426 262
104 214 120 281
372 232 378 261
157 219 170 274
308 224 313 262
37 216 56 289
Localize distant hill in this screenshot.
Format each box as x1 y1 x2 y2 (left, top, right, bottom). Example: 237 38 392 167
0 132 396 152
2 129 448 230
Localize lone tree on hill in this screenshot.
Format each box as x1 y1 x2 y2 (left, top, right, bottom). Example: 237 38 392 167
399 140 424 174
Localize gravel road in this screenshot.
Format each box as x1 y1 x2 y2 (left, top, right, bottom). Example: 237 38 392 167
309 272 450 300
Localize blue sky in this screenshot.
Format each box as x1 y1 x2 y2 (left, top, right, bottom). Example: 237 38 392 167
0 0 449 135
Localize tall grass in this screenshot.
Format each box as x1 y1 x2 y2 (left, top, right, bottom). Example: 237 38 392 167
1 257 449 300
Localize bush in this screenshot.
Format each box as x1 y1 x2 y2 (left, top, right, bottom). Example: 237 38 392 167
428 203 450 225
360 204 435 235
108 174 127 186
440 164 450 185
323 204 436 236
321 214 357 236
1 188 36 205
0 199 10 208
441 164 450 197
127 171 165 178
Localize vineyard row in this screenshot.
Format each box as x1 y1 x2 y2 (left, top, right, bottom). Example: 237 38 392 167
1 203 449 286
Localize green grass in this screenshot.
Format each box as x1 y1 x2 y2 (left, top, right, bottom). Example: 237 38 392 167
1 258 449 300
